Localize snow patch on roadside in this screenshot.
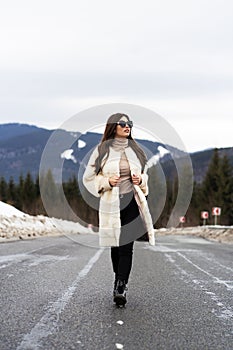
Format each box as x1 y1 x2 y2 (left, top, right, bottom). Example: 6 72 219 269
156 226 233 243
0 201 93 242
0 201 28 218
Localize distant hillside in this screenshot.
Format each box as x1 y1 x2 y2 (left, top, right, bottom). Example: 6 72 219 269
0 123 40 141
0 123 232 183
160 146 233 184
0 123 173 181
190 147 233 183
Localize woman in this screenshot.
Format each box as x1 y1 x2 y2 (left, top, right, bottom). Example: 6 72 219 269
83 113 155 306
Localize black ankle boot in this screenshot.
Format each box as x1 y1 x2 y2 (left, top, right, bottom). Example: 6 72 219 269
113 280 127 306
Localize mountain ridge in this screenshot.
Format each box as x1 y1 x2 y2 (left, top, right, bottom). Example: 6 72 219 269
0 123 232 183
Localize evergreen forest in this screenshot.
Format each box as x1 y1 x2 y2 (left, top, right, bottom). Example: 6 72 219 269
0 149 233 228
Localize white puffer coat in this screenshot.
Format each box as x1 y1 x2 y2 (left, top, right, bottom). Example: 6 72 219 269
83 145 155 247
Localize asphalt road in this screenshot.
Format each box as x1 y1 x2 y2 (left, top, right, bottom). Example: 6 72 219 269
0 234 232 350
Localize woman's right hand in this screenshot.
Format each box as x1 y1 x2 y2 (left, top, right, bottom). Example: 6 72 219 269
109 175 120 187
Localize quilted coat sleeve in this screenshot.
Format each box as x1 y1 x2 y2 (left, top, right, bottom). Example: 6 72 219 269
83 146 112 197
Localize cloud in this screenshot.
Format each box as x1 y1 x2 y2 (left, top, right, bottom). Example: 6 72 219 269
1 71 233 100
0 0 233 152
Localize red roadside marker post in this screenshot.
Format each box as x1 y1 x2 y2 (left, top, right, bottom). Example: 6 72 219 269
201 211 209 226
179 216 186 228
212 207 221 225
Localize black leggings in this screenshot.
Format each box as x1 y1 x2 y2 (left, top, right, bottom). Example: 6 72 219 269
111 241 134 284
110 192 145 283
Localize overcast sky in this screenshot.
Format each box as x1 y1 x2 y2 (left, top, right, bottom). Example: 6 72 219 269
0 0 233 152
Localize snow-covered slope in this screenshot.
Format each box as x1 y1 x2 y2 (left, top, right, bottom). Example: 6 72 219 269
1 201 232 244
0 201 28 218
156 226 233 243
0 201 93 241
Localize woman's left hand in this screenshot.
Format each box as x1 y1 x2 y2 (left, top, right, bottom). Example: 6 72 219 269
131 174 142 185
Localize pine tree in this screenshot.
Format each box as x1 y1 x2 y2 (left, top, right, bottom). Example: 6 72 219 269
23 172 36 214
219 155 233 224
0 176 7 202
201 149 221 216
35 175 40 197
34 175 46 214
62 176 79 220
188 181 203 225
200 149 233 225
7 176 16 205
148 163 167 227
15 174 24 210
158 179 174 227
39 169 60 217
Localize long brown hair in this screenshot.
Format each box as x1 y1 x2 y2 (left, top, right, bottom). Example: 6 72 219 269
94 113 147 174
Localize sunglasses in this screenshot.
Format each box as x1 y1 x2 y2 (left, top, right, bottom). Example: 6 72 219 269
116 120 133 128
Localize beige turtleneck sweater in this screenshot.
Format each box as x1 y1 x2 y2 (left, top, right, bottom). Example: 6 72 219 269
112 138 133 194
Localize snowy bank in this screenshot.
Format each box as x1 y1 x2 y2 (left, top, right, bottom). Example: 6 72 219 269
156 226 233 243
0 201 93 242
1 201 232 244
